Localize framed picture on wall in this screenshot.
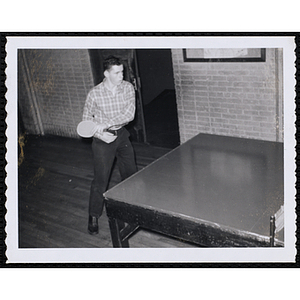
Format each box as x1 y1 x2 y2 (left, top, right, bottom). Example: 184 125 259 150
183 48 266 62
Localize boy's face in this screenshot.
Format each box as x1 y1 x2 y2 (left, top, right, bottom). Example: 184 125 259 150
104 64 124 86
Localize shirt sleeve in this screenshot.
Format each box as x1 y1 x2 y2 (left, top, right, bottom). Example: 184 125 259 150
106 83 136 128
82 91 95 122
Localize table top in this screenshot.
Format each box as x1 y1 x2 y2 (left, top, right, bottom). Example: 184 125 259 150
104 133 284 240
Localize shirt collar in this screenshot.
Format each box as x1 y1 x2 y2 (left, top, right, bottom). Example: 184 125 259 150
102 78 124 92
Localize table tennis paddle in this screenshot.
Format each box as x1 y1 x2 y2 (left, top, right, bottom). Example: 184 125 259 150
77 120 96 138
77 121 125 138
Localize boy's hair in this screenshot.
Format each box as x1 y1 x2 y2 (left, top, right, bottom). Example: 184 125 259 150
103 55 122 71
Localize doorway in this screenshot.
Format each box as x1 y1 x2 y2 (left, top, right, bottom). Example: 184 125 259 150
136 49 180 149
88 49 147 143
88 49 180 149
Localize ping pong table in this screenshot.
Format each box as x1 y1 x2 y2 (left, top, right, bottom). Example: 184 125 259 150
104 133 284 247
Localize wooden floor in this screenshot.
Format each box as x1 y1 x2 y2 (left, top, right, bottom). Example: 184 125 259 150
18 134 195 248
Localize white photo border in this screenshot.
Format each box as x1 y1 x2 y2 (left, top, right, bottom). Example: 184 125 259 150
5 35 297 263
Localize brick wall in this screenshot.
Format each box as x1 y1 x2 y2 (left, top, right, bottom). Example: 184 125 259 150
171 48 283 143
18 49 94 137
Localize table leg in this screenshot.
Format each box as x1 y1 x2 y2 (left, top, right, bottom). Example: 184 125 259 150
108 217 129 248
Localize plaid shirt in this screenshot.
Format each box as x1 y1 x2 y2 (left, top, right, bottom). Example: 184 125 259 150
82 79 135 139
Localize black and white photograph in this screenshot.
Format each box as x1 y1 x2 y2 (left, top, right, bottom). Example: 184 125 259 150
5 36 296 263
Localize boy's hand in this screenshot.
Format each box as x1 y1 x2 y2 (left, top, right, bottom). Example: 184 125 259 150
99 132 117 144
92 123 108 135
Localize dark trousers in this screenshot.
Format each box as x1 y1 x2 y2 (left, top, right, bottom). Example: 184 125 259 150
89 128 137 218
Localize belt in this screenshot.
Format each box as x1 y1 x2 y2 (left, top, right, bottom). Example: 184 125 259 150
105 127 123 136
